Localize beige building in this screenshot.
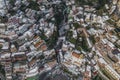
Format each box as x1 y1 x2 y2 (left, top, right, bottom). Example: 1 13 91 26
64 51 84 67
98 58 120 80
0 23 6 33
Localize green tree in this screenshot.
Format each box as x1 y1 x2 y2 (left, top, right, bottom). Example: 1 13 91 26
0 44 3 50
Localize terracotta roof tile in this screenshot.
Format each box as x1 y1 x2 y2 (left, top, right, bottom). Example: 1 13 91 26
72 52 80 58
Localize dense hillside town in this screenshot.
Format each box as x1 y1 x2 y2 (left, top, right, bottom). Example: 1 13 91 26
0 0 120 80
